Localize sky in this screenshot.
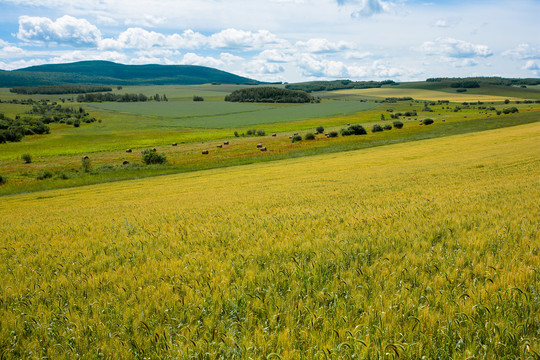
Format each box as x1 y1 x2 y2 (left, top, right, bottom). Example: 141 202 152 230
0 0 539 83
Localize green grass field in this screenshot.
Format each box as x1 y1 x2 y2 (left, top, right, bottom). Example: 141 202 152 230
89 100 378 128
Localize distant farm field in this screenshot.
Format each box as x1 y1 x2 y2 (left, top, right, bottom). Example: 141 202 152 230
1 122 538 358
333 87 526 101
89 100 378 128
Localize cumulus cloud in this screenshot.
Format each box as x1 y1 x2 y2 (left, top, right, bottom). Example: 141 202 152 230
246 60 285 75
523 60 540 76
339 0 393 18
0 45 28 58
295 38 353 54
17 15 102 46
209 29 285 50
255 49 294 63
503 44 540 60
344 51 373 60
420 38 492 58
125 14 166 28
297 54 348 78
180 53 225 68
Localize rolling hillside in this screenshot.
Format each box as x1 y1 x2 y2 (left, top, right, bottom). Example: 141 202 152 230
0 61 260 86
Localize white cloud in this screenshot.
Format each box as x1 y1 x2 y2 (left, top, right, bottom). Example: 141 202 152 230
420 38 492 58
125 14 166 28
523 60 540 71
17 15 102 46
96 15 118 26
503 44 540 60
0 45 28 58
220 52 243 65
246 60 285 75
209 29 286 50
434 20 448 28
180 53 225 68
256 49 294 63
344 51 373 60
297 54 349 78
350 0 393 18
295 38 353 54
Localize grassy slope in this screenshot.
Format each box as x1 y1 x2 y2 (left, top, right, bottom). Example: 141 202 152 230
0 122 538 358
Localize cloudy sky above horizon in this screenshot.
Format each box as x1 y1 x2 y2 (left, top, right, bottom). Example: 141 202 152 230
0 0 539 82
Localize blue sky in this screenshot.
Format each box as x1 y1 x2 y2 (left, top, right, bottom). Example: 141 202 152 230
0 0 539 82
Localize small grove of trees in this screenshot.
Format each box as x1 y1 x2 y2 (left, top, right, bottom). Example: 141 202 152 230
225 87 316 103
234 129 266 137
193 96 204 101
502 107 519 114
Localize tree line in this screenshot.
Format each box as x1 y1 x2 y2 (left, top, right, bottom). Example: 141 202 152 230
76 93 168 102
10 85 113 95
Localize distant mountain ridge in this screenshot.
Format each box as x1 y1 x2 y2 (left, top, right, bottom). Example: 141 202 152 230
0 61 260 87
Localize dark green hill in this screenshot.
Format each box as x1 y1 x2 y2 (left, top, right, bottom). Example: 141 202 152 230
0 61 260 87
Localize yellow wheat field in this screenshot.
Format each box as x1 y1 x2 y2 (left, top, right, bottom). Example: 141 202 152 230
0 123 539 359
333 87 523 102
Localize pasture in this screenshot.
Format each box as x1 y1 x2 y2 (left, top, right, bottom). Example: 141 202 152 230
0 122 538 358
89 100 378 128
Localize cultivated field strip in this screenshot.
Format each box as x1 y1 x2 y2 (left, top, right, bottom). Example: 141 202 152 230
0 123 539 358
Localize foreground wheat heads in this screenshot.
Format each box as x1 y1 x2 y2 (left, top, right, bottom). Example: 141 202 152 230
0 123 539 359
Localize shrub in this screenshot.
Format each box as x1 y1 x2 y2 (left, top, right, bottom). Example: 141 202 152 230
81 157 91 172
141 149 167 165
256 129 266 136
73 119 80 127
234 131 239 137
372 124 384 133
348 124 367 135
0 175 5 185
193 96 204 101
502 107 519 114
393 121 404 129
57 171 69 180
36 170 53 180
328 131 338 138
316 126 324 133
305 132 316 140
383 124 392 130
291 134 302 143
422 118 434 125
22 154 32 163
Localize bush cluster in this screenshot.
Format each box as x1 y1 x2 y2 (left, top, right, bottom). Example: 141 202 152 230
372 124 384 133
141 149 167 165
393 121 404 129
291 134 302 143
341 124 367 136
305 133 316 140
423 118 434 125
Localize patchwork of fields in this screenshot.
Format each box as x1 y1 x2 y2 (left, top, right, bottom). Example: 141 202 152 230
1 123 538 358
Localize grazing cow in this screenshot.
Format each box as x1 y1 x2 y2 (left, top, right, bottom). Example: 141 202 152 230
260 147 267 151
123 160 130 165
256 144 262 148
172 143 177 146
126 149 132 153
217 144 222 148
272 133 277 137
202 150 209 154
82 155 89 159
224 141 229 145
152 148 157 151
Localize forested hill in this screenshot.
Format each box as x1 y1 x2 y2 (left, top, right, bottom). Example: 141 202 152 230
0 61 260 87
